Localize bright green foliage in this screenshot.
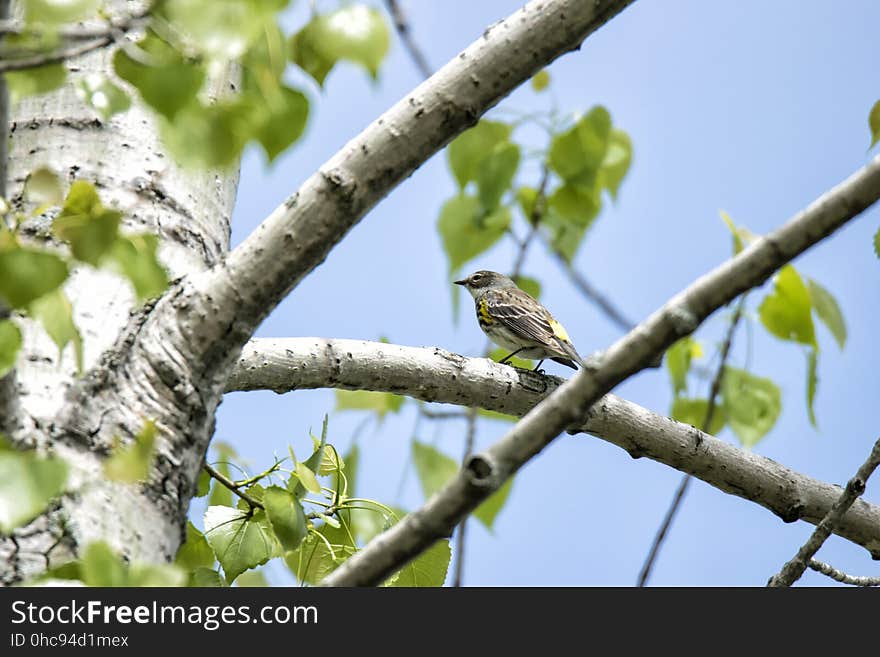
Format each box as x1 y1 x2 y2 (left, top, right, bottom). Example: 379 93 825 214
513 276 541 300
334 389 405 419
290 5 390 85
670 397 726 435
107 234 169 301
870 100 880 149
665 336 702 395
236 569 269 587
294 462 322 495
541 207 587 263
807 279 846 349
76 75 131 121
24 0 100 25
488 346 532 370
204 506 278 583
874 226 880 259
531 69 550 92
437 196 511 273
759 265 816 347
478 142 521 212
175 521 216 571
549 106 611 188
285 523 357 584
263 486 308 552
290 415 328 500
103 421 158 483
412 440 513 531
600 129 633 200
29 290 83 373
448 121 513 189
160 100 253 168
0 438 68 532
191 568 226 587
385 539 451 587
516 186 539 222
23 167 64 208
164 0 288 60
719 211 758 255
806 348 818 428
5 63 66 103
207 442 238 508
0 244 69 309
113 32 206 120
721 367 782 448
81 541 187 587
54 181 122 266
0 320 22 379
196 468 211 497
251 86 310 162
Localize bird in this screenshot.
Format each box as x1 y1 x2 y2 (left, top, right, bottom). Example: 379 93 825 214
455 270 584 371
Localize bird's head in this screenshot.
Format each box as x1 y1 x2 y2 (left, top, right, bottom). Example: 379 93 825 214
454 270 516 299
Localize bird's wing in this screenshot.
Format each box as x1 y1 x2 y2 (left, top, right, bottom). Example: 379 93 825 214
486 288 560 347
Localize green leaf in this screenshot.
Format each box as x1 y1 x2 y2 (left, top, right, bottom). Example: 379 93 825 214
113 32 205 120
25 0 100 25
549 106 611 187
385 539 450 587
721 367 782 449
488 346 532 370
236 569 269 587
80 541 127 586
196 468 211 497
516 186 538 223
294 462 322 495
175 521 215 570
759 265 816 347
806 348 818 428
531 69 550 92
263 486 308 552
599 129 632 200
720 210 745 255
24 167 64 207
548 183 600 228
874 226 880 259
665 337 702 395
412 441 458 500
290 5 390 84
29 289 83 373
76 74 131 121
437 195 510 273
107 234 169 301
190 567 226 587
337 444 359 496
5 63 66 104
253 86 310 162
0 320 22 379
0 442 68 532
128 562 187 587
315 443 344 477
670 396 726 435
285 524 357 584
477 142 520 211
334 389 404 420
0 245 69 309
473 477 513 531
447 121 512 189
541 207 587 264
159 99 252 168
807 278 846 349
53 181 122 266
870 100 880 149
103 421 157 483
164 0 286 60
204 505 277 583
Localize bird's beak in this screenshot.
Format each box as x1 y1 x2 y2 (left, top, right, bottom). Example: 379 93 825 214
453 279 467 286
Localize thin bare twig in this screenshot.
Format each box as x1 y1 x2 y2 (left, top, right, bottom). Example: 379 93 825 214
453 408 478 587
419 408 469 421
807 559 880 587
384 0 432 79
637 294 747 586
767 435 880 587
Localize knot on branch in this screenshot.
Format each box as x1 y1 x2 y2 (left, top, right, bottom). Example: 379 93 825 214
464 453 496 489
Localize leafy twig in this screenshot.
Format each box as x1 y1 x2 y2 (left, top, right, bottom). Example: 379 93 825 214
767 435 880 587
637 295 747 586
204 463 264 510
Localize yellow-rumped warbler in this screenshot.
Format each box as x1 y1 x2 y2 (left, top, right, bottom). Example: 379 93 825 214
455 270 584 370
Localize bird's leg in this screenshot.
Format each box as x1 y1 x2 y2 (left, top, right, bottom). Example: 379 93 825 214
533 360 545 373
498 348 526 365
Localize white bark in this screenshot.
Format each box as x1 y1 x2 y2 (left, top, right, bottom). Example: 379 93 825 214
321 156 880 586
228 337 880 557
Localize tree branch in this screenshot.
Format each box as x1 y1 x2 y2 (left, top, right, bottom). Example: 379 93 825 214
384 0 432 79
807 559 880 587
767 436 880 587
225 336 880 559
637 294 747 586
312 154 880 586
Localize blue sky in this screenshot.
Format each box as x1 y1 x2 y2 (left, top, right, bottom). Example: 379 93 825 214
209 0 880 586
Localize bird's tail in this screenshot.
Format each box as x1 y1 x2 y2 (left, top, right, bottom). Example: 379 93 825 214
555 339 586 369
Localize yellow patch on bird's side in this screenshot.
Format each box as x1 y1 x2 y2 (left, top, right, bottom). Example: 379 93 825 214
549 319 570 342
478 298 494 324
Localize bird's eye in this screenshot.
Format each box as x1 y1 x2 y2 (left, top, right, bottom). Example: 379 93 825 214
472 273 483 282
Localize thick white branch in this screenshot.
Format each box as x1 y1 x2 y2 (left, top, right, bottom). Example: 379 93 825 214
201 0 636 342
318 155 880 586
228 338 880 558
